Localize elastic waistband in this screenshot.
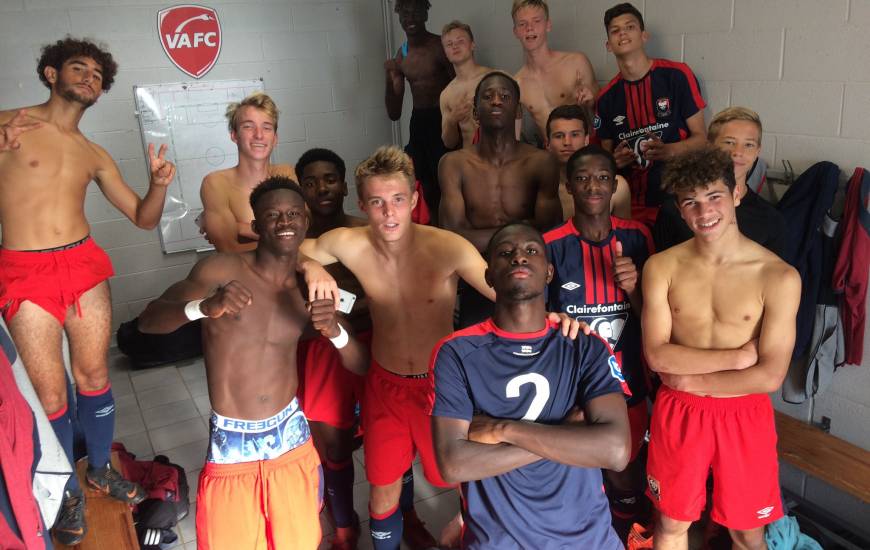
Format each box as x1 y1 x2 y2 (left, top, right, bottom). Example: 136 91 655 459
207 398 310 464
370 359 431 387
659 385 771 412
202 438 316 477
210 398 302 433
0 236 96 260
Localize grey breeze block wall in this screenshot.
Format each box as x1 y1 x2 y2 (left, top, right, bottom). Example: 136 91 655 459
404 0 870 529
0 0 393 332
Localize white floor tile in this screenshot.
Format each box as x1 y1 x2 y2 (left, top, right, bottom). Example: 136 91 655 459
178 360 206 381
184 376 209 398
177 502 196 543
108 372 134 397
113 393 139 416
115 410 146 438
114 430 153 458
137 382 192 410
142 399 200 430
161 437 208 473
131 365 183 392
149 417 207 453
187 468 200 503
193 394 212 417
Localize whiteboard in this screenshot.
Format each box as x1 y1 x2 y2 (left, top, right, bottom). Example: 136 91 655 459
133 78 264 253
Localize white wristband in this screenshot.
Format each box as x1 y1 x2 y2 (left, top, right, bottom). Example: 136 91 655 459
329 324 349 349
184 299 206 321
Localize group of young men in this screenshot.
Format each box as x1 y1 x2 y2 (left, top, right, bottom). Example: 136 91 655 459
0 1 802 550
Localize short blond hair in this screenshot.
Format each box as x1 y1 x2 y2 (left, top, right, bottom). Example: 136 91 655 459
355 146 416 196
226 92 279 133
512 0 549 21
708 106 762 142
442 20 474 42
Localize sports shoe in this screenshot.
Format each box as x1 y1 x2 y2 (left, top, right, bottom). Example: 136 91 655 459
402 508 438 550
86 462 147 505
53 491 87 546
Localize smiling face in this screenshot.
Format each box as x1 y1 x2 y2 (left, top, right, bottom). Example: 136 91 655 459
396 1 429 36
485 224 553 302
547 118 590 165
567 154 617 217
474 74 520 130
675 179 741 241
252 189 309 254
358 173 417 243
51 56 104 107
513 5 551 52
605 13 647 57
712 120 761 184
231 105 277 161
300 160 347 218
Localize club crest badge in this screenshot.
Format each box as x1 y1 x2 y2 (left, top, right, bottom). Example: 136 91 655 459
158 5 222 79
655 97 671 117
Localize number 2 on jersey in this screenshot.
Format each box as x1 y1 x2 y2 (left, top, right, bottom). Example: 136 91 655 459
505 373 550 421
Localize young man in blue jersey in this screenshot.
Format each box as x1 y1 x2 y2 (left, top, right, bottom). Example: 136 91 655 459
431 222 630 549
596 3 707 226
543 144 654 537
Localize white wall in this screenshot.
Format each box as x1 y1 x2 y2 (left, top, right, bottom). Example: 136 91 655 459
401 0 870 532
0 0 391 330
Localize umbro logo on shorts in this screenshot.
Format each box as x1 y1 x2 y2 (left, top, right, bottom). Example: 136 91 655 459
756 506 775 519
561 281 581 291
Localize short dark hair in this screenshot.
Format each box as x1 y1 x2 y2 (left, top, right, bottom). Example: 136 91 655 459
566 144 617 181
249 176 305 212
395 0 431 12
296 148 346 182
474 71 521 106
484 222 549 263
545 104 592 138
662 146 736 196
604 3 645 31
37 37 117 91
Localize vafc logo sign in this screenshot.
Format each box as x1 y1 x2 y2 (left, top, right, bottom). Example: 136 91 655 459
158 5 221 79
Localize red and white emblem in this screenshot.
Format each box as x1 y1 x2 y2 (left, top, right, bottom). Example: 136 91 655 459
158 5 221 79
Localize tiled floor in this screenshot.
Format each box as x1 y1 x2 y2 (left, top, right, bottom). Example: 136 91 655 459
107 348 458 550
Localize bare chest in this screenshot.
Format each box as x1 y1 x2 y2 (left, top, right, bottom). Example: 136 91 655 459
521 70 578 114
0 130 97 192
460 159 537 222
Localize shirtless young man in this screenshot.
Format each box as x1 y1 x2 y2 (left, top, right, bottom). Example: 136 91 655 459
544 105 631 220
642 147 800 550
295 148 369 549
385 0 454 217
199 92 296 252
139 177 361 550
0 37 175 545
597 2 707 226
438 20 492 150
439 71 561 327
512 0 598 145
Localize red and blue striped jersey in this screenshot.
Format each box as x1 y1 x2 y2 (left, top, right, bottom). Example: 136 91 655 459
595 59 706 225
544 217 654 405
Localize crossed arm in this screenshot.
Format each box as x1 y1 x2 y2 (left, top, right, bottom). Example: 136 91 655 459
433 393 629 484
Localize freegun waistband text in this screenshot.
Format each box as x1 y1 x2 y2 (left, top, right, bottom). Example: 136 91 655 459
207 398 310 464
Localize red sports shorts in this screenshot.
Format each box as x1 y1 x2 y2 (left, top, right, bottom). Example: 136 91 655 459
646 386 782 530
297 331 369 429
362 359 450 488
0 236 113 324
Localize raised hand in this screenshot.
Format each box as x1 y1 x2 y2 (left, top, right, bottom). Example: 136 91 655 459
309 298 341 339
200 280 253 318
612 241 638 293
613 140 637 169
0 110 42 152
640 132 668 161
148 143 176 187
547 311 592 339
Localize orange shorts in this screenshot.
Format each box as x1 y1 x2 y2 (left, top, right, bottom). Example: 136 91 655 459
196 438 324 550
0 236 113 324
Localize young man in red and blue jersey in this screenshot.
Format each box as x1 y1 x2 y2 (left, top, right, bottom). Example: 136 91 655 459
432 222 630 549
543 144 654 536
596 3 707 226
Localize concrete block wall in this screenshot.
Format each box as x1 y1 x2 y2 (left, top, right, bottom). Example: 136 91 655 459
0 0 391 330
396 0 870 530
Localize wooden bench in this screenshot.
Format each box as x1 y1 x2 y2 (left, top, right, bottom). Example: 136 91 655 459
775 410 870 503
54 451 139 550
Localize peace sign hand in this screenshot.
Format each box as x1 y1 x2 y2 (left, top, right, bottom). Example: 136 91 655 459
0 110 42 152
148 143 176 188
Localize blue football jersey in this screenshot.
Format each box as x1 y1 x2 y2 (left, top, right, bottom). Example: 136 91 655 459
432 319 624 550
544 217 654 405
